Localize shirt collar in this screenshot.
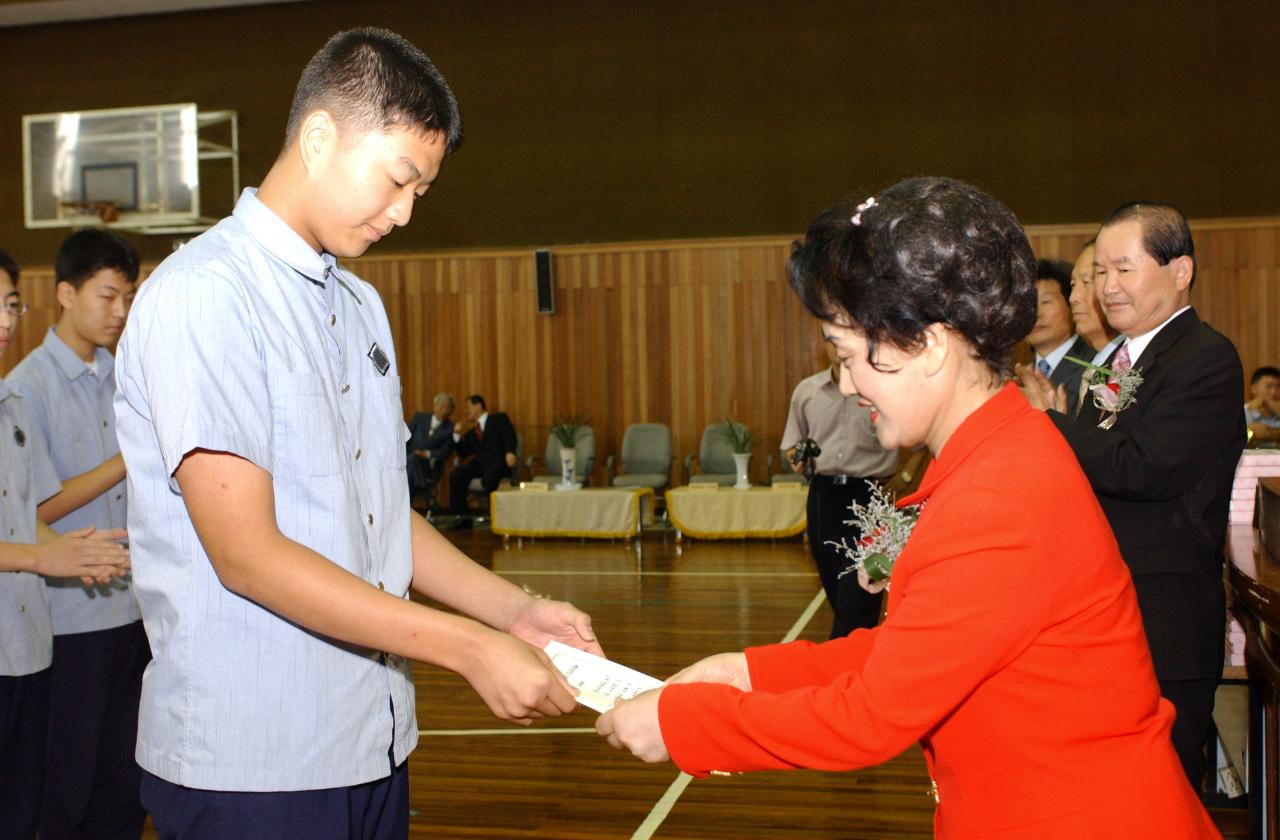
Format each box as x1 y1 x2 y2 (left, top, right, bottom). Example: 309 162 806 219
1122 305 1191 366
1035 335 1077 372
0 378 13 403
42 325 113 381
898 383 1027 508
232 188 338 286
1092 334 1125 367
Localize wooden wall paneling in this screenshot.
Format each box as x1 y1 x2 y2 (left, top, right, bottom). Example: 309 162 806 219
5 219 1279 479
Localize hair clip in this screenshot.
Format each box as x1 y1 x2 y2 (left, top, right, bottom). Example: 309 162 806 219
851 196 876 226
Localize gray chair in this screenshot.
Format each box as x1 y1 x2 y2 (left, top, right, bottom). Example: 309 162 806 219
526 426 596 486
607 423 673 491
685 422 749 486
767 450 808 485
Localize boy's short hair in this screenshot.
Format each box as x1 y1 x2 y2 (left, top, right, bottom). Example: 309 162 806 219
284 27 463 156
55 229 140 288
1251 366 1280 384
467 394 487 410
0 249 19 284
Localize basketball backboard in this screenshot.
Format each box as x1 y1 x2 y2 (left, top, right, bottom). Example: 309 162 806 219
23 103 238 235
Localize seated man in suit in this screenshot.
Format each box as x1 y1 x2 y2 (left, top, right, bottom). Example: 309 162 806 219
406 392 456 512
1027 258 1092 412
448 394 518 525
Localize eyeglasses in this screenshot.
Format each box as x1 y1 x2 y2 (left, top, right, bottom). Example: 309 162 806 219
3 302 29 319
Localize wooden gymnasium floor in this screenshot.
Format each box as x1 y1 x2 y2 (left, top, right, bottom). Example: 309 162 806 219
141 524 1249 838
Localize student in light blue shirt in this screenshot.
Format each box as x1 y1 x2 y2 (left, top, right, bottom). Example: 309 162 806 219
7 229 149 840
113 29 600 840
0 251 130 840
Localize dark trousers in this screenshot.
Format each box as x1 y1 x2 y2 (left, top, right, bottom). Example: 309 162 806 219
1159 677 1218 793
42 620 151 840
140 761 409 840
0 668 50 840
807 475 882 638
449 459 509 516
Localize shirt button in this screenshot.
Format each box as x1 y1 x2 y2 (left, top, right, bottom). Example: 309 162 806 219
341 383 350 394
354 448 362 460
377 581 385 591
115 494 122 500
329 314 337 326
102 420 108 428
19 604 25 613
1 489 6 497
368 514 374 525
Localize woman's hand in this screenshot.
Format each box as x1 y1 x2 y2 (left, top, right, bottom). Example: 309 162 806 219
665 652 751 691
596 688 669 763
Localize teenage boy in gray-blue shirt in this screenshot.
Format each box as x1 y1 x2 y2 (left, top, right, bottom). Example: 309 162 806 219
0 250 130 840
7 229 148 839
114 29 600 839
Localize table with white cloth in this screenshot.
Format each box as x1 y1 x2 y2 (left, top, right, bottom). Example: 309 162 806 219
490 486 654 539
664 485 807 540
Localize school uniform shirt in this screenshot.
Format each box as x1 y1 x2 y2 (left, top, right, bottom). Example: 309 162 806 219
659 384 1217 839
114 188 416 792
8 327 137 634
0 379 60 676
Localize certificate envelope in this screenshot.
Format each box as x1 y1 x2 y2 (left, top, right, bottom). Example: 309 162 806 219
544 640 663 712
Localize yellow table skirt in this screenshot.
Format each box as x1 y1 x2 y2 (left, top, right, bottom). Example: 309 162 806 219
665 486 807 539
491 487 654 539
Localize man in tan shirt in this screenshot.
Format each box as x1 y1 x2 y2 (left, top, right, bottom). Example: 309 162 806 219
782 350 898 637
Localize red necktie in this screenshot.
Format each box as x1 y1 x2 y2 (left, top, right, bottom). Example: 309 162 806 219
476 423 484 443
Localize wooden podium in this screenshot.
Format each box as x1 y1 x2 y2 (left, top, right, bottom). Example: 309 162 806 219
1227 476 1280 839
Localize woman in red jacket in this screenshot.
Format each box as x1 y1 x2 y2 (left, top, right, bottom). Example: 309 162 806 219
596 177 1219 838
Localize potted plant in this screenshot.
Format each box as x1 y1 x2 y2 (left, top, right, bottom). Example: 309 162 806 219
712 419 752 489
550 414 590 487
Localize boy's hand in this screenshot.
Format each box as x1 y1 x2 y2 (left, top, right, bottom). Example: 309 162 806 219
508 598 603 657
35 527 130 586
459 628 579 725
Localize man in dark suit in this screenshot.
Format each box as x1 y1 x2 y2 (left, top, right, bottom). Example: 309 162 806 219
1020 201 1246 791
1028 258 1092 413
406 392 456 512
1066 239 1124 416
448 394 518 524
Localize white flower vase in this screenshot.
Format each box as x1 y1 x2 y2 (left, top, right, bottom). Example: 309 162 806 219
732 452 752 489
559 447 577 488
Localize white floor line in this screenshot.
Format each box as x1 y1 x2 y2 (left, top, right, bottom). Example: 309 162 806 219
630 587 827 840
420 726 597 737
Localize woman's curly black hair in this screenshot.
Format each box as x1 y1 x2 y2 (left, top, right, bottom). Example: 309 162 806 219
788 177 1037 377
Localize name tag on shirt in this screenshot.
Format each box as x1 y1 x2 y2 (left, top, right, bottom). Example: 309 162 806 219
367 343 390 376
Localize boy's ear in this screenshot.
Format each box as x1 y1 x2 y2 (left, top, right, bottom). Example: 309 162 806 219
55 279 77 310
298 110 336 174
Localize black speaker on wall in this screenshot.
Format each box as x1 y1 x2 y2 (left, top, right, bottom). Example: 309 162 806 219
535 249 554 314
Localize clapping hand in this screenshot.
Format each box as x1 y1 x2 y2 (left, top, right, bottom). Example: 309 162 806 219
36 527 130 587
1014 363 1067 413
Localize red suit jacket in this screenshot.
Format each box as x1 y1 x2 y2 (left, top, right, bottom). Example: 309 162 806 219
659 385 1218 839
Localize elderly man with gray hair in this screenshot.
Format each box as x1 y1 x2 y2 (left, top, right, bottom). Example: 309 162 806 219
407 393 456 515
